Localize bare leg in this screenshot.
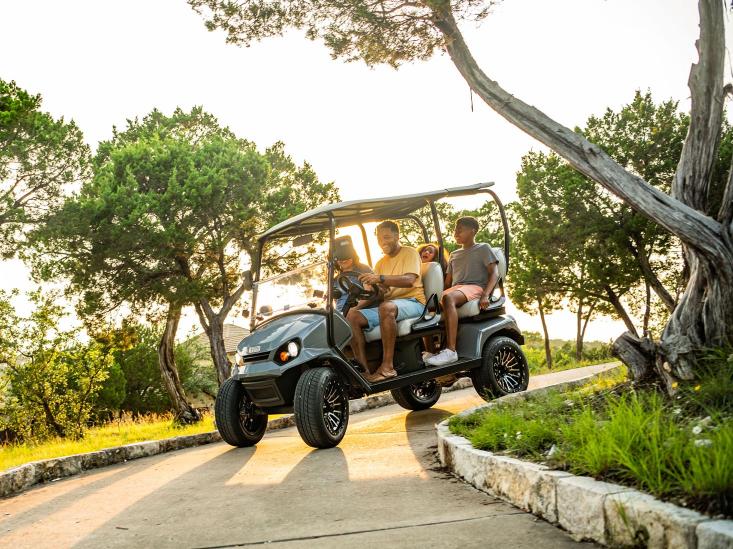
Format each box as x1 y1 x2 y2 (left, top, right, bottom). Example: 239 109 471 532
376 301 398 376
346 309 370 372
440 291 468 352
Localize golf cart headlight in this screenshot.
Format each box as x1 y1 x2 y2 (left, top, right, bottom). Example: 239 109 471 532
277 340 300 364
287 341 299 357
235 349 244 367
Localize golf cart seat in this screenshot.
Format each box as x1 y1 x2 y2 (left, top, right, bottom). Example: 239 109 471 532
456 247 507 318
363 262 444 343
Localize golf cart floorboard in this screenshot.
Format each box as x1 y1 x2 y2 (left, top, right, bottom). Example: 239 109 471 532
364 355 482 392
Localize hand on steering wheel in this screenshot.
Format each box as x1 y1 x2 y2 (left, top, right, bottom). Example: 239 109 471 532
337 271 379 300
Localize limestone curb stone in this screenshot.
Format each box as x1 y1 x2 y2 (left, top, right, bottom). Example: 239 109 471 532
697 521 733 549
557 476 632 543
436 367 733 548
0 376 473 499
604 490 707 548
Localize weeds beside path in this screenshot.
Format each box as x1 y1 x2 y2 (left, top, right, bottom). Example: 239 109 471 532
450 355 733 518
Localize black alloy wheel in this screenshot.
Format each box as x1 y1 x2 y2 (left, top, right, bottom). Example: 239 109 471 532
215 378 269 447
470 336 529 402
294 367 350 448
322 377 349 437
391 379 442 410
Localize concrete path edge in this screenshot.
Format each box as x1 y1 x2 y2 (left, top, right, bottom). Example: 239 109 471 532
436 369 733 548
0 376 476 499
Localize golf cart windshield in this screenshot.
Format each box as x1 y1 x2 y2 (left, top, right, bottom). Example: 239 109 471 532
254 261 329 320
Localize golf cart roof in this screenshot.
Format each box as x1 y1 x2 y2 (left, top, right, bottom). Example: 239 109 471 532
260 182 495 240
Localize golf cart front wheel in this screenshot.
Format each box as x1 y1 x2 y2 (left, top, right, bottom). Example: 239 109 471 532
470 336 529 402
294 367 349 449
215 378 269 447
391 380 442 410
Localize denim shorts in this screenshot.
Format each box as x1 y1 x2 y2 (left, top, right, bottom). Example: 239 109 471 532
357 298 425 330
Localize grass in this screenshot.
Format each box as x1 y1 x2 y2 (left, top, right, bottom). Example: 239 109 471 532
522 332 615 376
0 413 216 472
450 354 733 517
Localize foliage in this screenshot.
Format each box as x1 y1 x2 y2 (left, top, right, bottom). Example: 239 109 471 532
189 0 498 68
521 332 613 374
1 412 216 471
450 356 733 517
95 322 218 417
0 290 116 442
31 106 338 385
0 78 90 257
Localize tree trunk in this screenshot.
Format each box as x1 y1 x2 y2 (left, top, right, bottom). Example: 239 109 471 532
629 241 675 313
432 0 733 387
194 300 234 386
158 304 200 424
575 301 583 362
643 280 652 337
537 297 553 370
604 285 638 337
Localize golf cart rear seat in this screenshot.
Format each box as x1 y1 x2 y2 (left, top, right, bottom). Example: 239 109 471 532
411 247 507 331
363 247 506 342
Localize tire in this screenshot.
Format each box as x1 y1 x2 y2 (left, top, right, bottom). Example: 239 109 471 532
390 380 442 410
294 367 350 449
470 336 529 402
215 378 268 447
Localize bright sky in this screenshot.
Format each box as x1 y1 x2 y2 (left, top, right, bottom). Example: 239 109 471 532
0 0 713 341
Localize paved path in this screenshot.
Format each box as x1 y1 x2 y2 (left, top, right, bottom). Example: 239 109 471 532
0 364 614 548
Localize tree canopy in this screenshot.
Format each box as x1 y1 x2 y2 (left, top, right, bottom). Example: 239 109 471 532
0 79 89 257
188 0 733 387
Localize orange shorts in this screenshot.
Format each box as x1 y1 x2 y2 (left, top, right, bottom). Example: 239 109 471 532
444 284 484 301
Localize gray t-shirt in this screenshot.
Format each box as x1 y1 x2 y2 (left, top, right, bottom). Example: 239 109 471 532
447 243 498 287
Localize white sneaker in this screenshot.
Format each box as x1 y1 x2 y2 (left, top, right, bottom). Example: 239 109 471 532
425 349 459 366
421 351 435 361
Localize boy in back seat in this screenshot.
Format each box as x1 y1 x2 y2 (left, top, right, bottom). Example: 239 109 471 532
425 217 499 366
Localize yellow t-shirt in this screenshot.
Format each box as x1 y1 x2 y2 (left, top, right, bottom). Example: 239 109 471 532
375 246 426 304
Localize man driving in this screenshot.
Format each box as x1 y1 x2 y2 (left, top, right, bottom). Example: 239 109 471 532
345 220 425 382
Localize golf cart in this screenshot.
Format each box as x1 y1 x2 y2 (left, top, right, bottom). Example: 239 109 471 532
215 182 529 449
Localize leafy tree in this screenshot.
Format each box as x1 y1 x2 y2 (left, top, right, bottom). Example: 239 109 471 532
32 107 337 420
507 206 562 369
190 0 733 390
0 290 115 441
514 151 628 359
0 79 89 257
96 322 217 417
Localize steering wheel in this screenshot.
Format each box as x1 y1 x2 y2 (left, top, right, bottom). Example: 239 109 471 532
337 271 379 300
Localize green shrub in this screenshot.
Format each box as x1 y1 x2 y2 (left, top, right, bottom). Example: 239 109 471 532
450 359 733 517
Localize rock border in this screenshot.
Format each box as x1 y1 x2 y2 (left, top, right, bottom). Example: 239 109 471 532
436 370 733 548
0 377 474 499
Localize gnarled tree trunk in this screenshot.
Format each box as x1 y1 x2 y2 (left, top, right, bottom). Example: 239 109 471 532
432 0 733 390
194 283 247 386
158 304 200 424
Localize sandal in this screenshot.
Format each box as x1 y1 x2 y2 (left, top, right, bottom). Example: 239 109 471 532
365 370 397 382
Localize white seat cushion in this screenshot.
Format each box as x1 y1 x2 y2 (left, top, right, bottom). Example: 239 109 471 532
421 262 444 302
364 317 419 342
457 299 481 318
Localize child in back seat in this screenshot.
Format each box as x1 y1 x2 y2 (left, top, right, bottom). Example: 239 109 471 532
425 217 499 366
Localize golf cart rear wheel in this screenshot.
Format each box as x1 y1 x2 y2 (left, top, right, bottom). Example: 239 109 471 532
470 336 529 402
215 378 269 447
391 380 442 410
294 367 349 449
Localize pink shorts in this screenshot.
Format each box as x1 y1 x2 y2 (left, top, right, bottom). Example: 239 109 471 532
444 284 484 301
